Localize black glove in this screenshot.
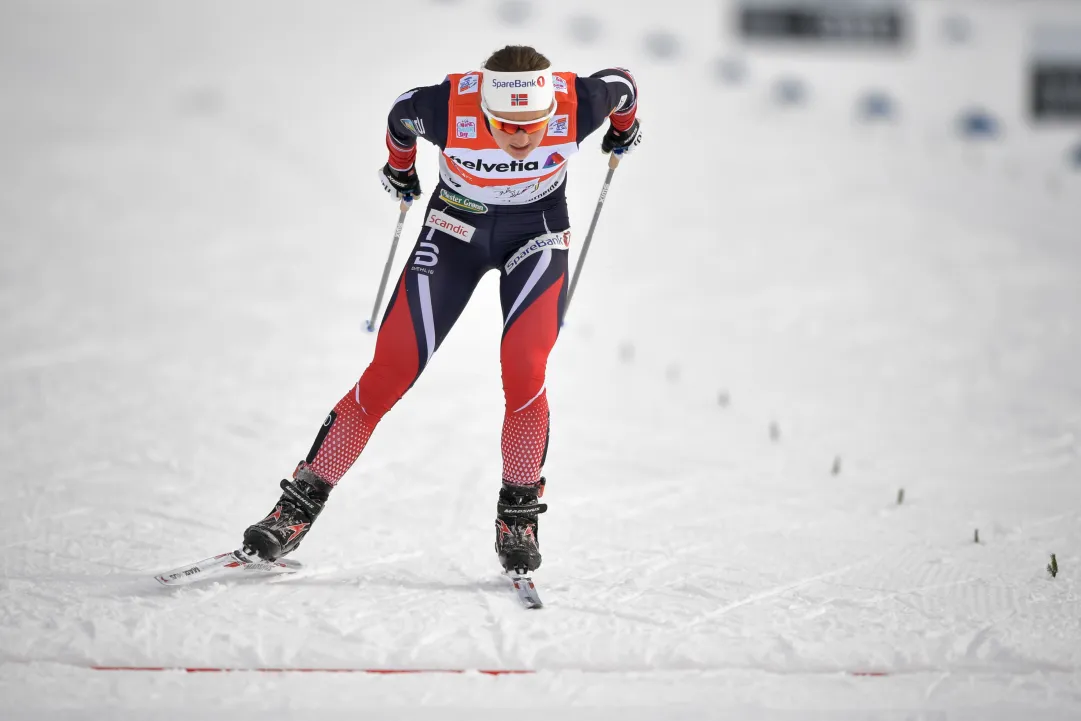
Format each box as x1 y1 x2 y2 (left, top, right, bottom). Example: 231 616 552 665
378 163 423 201
601 118 642 156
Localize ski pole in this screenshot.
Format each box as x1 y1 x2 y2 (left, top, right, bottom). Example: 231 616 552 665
566 152 620 315
365 197 413 333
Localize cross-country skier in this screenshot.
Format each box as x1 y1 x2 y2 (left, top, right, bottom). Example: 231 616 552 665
242 45 640 575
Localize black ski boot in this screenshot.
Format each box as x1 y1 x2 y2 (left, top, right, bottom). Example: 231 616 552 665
495 478 547 574
242 466 332 561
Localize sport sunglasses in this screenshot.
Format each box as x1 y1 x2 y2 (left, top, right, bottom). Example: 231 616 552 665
480 101 556 134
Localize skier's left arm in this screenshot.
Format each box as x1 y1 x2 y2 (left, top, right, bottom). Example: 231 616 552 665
574 67 642 156
380 80 451 201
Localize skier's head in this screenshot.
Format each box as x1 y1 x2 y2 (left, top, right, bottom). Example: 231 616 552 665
481 46 555 161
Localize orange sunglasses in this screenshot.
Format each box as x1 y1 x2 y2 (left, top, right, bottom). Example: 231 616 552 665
481 102 556 134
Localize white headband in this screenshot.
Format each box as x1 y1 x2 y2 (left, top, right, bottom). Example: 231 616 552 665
481 69 555 113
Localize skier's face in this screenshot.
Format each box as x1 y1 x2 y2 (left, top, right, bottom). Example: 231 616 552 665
487 108 550 160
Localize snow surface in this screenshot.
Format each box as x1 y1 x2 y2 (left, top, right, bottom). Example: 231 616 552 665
2 0 1081 718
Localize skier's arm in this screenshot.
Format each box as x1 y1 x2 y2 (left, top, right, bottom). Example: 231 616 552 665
385 79 451 170
574 68 638 144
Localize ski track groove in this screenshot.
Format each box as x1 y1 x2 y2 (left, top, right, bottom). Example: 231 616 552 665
136 507 227 535
556 602 673 628
682 557 880 631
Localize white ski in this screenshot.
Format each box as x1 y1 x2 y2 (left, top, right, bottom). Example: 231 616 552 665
508 572 543 609
154 549 302 586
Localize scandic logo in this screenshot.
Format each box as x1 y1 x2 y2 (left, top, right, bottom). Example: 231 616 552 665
504 230 571 274
425 209 476 242
449 155 541 173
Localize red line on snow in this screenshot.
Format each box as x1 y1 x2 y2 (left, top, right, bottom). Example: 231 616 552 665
91 666 889 677
90 666 534 676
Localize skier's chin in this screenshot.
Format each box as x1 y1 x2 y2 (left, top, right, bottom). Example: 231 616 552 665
505 147 532 161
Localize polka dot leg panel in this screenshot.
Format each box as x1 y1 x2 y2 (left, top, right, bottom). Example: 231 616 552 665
501 391 549 485
306 389 377 486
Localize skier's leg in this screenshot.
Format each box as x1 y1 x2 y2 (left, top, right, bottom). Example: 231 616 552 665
243 224 486 560
493 232 567 573
303 227 487 485
498 238 568 485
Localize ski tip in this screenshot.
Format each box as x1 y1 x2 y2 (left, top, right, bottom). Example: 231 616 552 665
508 573 544 609
152 548 302 587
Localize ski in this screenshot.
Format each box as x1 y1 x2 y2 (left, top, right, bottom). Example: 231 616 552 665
154 549 302 587
507 572 543 609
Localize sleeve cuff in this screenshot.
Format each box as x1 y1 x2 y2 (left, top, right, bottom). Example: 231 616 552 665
609 106 637 132
386 130 417 170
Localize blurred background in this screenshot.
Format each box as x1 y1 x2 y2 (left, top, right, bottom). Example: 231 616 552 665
2 0 1081 717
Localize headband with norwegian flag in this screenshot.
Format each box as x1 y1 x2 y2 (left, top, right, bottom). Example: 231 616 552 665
480 69 555 114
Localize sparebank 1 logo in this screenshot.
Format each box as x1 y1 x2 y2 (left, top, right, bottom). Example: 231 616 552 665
542 151 565 169
491 78 540 89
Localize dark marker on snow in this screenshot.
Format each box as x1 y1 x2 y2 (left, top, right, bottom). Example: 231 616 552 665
896 488 905 505
1048 553 1058 578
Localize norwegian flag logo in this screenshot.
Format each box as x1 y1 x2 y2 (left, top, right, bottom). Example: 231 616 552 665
511 93 528 107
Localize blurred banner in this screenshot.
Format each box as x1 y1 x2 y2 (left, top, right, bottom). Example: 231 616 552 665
1030 26 1081 120
736 0 906 45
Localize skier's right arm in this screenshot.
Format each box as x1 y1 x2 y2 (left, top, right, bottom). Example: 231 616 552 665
379 80 451 201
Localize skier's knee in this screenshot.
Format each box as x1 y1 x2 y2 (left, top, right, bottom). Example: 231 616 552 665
356 363 414 420
502 362 546 412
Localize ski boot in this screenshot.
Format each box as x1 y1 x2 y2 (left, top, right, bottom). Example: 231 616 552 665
495 478 547 574
242 465 332 561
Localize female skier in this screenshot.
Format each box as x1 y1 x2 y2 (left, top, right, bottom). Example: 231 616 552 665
241 45 640 575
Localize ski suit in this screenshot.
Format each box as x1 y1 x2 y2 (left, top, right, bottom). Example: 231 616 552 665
302 67 638 487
